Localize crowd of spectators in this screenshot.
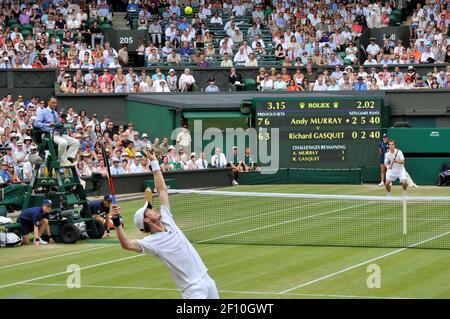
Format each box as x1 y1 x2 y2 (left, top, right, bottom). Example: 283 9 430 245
57 66 198 93
0 94 257 184
18 0 440 93
0 0 447 73
125 0 450 69
0 0 115 69
254 63 450 91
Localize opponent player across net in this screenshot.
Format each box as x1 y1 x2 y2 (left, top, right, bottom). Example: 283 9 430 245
384 139 408 196
111 148 219 299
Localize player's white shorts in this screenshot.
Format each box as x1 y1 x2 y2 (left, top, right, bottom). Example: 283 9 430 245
181 273 219 299
386 169 407 182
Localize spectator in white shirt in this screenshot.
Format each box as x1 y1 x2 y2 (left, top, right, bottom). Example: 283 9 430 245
210 12 223 25
391 76 405 89
232 4 246 17
211 148 227 168
195 152 209 169
252 35 265 49
245 53 258 67
273 75 287 90
420 45 435 63
366 38 381 57
313 77 328 91
363 54 378 65
178 68 196 92
233 46 248 64
260 74 273 91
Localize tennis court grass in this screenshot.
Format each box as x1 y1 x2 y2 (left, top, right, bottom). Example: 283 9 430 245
1 184 450 299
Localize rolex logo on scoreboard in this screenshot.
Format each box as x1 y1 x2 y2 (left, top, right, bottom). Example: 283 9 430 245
299 102 305 109
333 102 339 109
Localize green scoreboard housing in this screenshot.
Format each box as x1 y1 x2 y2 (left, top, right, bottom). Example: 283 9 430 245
253 97 388 169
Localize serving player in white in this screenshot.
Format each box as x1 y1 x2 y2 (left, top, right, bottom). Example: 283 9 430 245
112 148 219 299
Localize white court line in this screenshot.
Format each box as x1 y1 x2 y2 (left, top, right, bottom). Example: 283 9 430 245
331 217 450 222
0 245 111 270
279 230 450 294
195 202 373 243
184 201 322 232
0 202 369 289
0 254 143 289
19 282 413 299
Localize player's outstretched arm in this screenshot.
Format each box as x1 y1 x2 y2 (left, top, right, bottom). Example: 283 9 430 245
144 148 170 209
112 205 142 253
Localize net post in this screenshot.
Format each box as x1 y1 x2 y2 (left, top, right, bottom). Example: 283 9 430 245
402 196 407 235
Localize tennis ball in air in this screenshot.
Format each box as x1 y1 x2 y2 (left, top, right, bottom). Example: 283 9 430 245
184 6 193 15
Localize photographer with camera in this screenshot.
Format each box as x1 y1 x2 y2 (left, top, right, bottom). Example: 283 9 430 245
34 97 79 166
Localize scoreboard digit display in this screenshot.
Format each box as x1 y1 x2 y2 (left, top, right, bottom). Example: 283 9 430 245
253 97 386 169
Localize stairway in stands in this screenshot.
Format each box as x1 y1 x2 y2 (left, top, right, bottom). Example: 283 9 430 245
112 12 129 30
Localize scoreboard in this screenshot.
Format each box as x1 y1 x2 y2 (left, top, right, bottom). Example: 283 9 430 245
253 97 387 169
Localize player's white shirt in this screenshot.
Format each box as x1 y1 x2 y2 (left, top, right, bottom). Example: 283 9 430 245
384 149 405 173
137 205 208 291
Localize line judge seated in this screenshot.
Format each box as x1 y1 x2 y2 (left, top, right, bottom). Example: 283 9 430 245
34 96 80 166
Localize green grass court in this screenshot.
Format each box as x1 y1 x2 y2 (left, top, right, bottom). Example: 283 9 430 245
1 184 450 299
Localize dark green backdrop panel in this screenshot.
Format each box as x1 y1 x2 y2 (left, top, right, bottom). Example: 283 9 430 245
125 101 176 142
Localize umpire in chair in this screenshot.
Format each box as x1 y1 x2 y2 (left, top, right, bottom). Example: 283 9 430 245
34 97 79 166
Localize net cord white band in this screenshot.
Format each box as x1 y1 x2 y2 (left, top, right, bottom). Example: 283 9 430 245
167 189 450 202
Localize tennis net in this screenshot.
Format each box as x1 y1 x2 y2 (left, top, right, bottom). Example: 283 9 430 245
155 190 450 249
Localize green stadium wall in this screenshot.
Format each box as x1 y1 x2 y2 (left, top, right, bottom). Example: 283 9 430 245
125 101 178 142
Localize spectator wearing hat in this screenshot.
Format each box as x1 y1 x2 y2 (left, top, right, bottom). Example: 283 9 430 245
23 136 33 153
167 145 177 163
140 133 151 150
13 140 27 168
17 199 55 246
9 134 19 153
205 78 220 92
354 76 368 90
110 157 123 175
166 69 178 92
130 152 144 173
